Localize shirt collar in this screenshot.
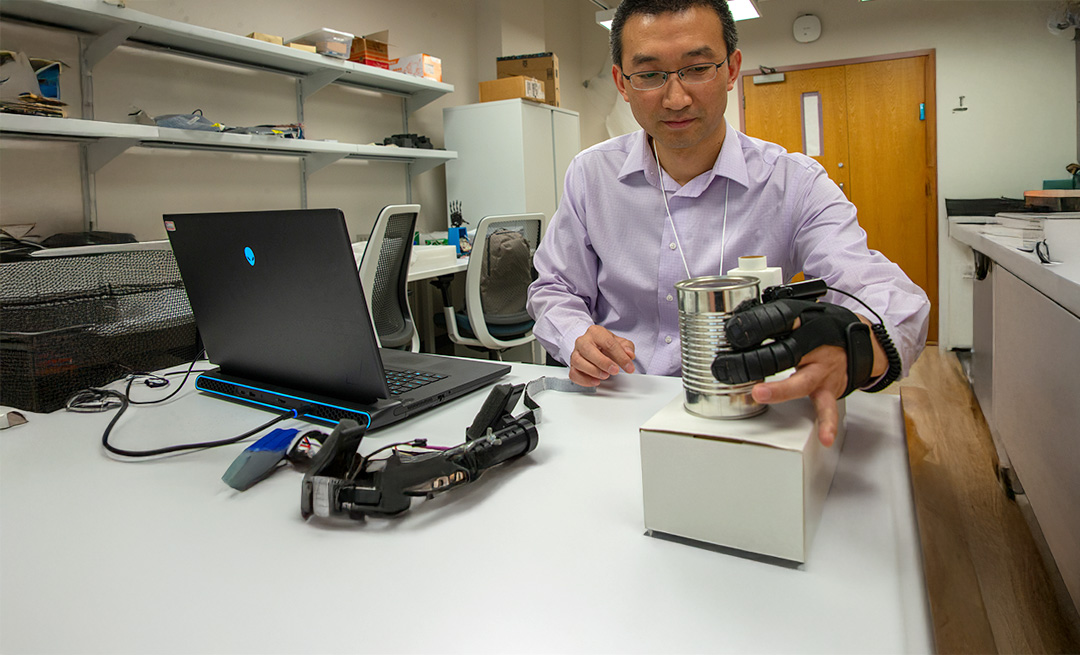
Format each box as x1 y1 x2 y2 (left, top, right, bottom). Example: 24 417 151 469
617 123 751 195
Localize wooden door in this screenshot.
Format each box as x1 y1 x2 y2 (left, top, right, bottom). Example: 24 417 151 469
744 66 850 195
741 54 937 342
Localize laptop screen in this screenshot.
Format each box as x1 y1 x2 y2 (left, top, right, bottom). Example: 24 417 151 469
164 208 390 403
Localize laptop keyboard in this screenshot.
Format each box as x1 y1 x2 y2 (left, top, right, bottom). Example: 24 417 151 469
384 368 447 396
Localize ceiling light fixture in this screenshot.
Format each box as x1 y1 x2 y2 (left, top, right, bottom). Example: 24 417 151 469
596 0 760 30
596 8 615 29
727 0 761 21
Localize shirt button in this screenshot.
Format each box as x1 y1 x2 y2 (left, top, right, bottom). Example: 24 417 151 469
666 294 673 301
665 336 673 344
669 242 677 250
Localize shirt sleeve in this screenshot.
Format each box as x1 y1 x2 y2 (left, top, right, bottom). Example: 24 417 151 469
788 160 931 378
527 159 600 365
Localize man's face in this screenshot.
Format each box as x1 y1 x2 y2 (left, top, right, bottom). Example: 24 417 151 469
613 6 741 158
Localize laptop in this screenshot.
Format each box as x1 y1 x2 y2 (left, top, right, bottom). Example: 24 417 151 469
163 207 510 429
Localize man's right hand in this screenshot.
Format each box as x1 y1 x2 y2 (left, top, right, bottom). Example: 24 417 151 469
569 325 636 387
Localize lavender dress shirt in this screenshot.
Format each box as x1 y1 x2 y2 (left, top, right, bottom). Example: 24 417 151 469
527 123 930 378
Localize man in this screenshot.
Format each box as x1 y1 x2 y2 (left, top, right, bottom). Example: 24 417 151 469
526 0 930 446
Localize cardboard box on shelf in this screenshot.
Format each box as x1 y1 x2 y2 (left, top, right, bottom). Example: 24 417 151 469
349 30 390 69
246 32 284 46
497 52 559 107
479 76 545 103
391 54 441 82
287 43 317 53
287 28 353 59
639 393 845 563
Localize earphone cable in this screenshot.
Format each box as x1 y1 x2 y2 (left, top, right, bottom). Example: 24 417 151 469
653 142 693 280
652 139 729 279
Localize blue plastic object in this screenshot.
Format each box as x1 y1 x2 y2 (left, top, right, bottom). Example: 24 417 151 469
449 227 468 256
222 428 299 491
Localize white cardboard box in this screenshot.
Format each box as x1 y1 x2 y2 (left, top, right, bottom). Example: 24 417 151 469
391 54 442 82
639 393 845 563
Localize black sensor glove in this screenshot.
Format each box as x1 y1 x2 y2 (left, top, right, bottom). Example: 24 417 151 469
711 298 876 398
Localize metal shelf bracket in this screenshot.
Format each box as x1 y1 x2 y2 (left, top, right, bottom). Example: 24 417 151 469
86 137 139 173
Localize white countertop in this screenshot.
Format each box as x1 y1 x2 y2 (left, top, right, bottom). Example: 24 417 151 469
950 220 1080 317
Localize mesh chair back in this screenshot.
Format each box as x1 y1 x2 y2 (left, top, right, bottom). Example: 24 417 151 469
362 206 418 349
478 217 541 325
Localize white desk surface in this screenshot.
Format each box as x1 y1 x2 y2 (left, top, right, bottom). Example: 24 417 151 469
407 257 468 282
351 242 468 283
0 363 931 654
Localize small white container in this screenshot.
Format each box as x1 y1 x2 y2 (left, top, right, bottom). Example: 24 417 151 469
727 255 783 294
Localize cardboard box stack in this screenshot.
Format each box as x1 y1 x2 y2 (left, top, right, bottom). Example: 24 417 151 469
287 28 353 59
496 52 559 107
479 76 545 103
349 31 391 69
246 32 284 46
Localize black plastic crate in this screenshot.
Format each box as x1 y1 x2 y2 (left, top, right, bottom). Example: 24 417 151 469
1 249 199 413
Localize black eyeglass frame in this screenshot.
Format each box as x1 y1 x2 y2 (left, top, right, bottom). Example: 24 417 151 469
620 54 731 91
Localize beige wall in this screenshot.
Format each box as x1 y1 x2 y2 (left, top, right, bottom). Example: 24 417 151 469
1 0 1075 258
731 0 1073 199
726 0 1074 346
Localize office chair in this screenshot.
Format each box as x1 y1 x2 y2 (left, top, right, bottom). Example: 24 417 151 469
439 213 544 363
358 204 421 351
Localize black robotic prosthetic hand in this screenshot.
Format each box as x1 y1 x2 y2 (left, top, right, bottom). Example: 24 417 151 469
711 298 876 398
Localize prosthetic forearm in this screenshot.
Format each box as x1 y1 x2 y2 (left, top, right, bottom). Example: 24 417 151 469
301 383 539 519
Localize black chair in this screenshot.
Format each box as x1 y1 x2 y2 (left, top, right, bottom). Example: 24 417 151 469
358 204 420 351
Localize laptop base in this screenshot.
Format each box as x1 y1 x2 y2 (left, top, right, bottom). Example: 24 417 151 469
195 369 393 427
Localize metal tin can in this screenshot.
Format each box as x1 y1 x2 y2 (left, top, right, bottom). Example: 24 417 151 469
675 275 766 419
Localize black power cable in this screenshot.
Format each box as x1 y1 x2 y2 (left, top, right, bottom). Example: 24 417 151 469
66 351 302 458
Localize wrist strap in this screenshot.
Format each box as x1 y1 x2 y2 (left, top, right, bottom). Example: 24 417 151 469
842 322 874 398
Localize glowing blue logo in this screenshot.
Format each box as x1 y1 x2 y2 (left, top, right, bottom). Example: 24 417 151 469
244 246 255 266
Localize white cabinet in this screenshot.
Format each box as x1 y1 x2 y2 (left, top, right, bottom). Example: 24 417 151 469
443 99 580 228
990 266 1080 613
953 223 1080 616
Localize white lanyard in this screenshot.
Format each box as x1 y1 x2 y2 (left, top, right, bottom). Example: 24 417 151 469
652 141 729 279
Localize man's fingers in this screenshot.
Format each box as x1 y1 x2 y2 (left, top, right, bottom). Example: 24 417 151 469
570 349 619 381
748 347 845 448
615 337 636 373
809 389 839 447
750 368 819 405
597 332 634 373
568 365 604 388
574 326 635 377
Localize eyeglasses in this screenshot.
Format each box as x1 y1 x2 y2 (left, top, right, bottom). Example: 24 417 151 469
621 55 730 91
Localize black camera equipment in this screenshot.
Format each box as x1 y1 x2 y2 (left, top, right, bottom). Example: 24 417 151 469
382 133 434 149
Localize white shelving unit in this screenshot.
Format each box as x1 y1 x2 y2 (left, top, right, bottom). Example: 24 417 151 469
0 0 457 229
0 115 455 174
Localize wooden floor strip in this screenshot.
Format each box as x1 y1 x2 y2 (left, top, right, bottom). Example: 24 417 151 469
899 348 1079 654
